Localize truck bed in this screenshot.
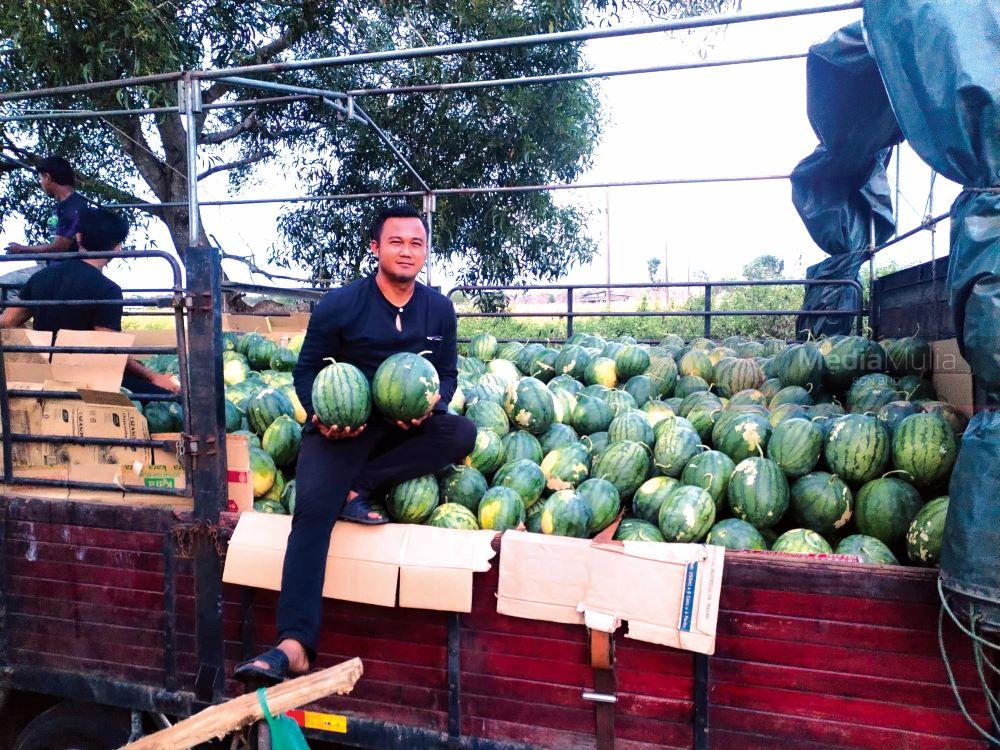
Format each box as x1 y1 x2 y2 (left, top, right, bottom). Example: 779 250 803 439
1 496 995 749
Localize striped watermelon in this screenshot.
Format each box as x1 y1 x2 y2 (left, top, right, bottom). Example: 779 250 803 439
592 440 650 500
493 459 546 509
463 430 505 476
645 358 679 397
848 386 899 415
898 375 935 401
729 389 768 408
501 431 544 464
388 474 440 523
824 414 891 485
540 442 591 491
712 412 771 464
674 375 710 399
679 391 720 418
789 472 852 535
769 403 809 428
311 360 372 429
686 400 723 442
469 332 498 361
249 447 277 498
711 357 765 398
577 477 622 532
727 457 789 528
247 338 277 370
248 388 296 436
224 356 251 386
254 499 286 514
548 374 583 395
919 401 968 437
526 349 559 382
759 378 782 400
658 485 715 542
427 503 480 530
769 386 814 410
224 400 243 433
261 415 302 469
608 410 655 447
582 431 610 459
641 400 676 425
279 385 307 425
571 395 614 435
706 518 768 551
891 413 957 487
824 336 887 389
372 352 440 422
854 477 922 548
487 359 520 386
280 478 296 514
540 423 579 454
615 345 651 380
605 390 637 417
835 534 898 564
906 496 949 565
876 400 922 435
503 377 556 435
622 375 655 407
494 341 524 362
771 529 833 555
632 476 680 524
584 357 618 388
652 420 701 478
776 344 826 389
767 418 822 477
440 465 489 512
885 334 930 376
554 345 592 380
539 490 592 537
550 388 578 424
466 400 510 436
681 450 736 512
679 349 713 381
614 518 666 542
514 344 545 374
261 468 286 504
269 346 298 372
477 486 525 531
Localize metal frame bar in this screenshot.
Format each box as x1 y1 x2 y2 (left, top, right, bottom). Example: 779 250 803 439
347 52 809 97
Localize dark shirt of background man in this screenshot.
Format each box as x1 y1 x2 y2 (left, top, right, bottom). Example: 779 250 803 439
16 258 123 337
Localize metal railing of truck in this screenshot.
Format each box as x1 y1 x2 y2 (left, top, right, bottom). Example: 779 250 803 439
445 278 865 341
0 250 197 499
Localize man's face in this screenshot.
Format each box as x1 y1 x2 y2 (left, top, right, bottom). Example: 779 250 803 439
371 216 427 283
38 172 55 197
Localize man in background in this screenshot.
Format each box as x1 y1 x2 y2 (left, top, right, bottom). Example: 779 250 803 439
4 156 88 255
0 207 177 395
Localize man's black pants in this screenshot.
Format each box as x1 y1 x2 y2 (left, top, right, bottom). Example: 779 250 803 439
276 411 477 656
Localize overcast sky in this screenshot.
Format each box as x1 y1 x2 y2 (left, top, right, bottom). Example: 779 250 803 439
2 0 959 294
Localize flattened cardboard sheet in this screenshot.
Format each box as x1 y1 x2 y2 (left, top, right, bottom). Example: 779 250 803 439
496 531 589 625
223 513 497 612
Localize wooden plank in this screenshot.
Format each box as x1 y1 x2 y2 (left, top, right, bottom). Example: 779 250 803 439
711 657 988 710
5 556 165 594
710 682 987 738
709 706 990 750
11 647 164 683
11 629 165 671
6 537 165 572
713 633 985 686
463 693 596 735
5 520 165 553
4 497 174 533
461 649 594 687
6 575 164 610
248 623 447 669
616 711 695 747
462 629 589 662
9 594 169 631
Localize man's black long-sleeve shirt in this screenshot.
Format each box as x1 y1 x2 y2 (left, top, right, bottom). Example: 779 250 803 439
293 276 458 422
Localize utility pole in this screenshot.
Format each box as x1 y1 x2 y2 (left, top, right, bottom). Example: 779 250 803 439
663 241 669 307
604 189 611 307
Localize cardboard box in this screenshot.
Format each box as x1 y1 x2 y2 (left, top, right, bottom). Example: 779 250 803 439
497 530 725 655
222 513 497 612
222 313 309 346
932 338 974 417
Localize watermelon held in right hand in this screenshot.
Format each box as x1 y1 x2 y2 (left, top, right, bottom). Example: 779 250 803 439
312 360 371 430
373 352 441 422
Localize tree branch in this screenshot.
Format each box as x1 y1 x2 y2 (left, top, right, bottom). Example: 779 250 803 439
108 117 169 198
198 152 271 181
201 111 259 145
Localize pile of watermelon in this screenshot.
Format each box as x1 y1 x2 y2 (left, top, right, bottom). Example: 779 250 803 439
143 325 959 567
436 330 959 566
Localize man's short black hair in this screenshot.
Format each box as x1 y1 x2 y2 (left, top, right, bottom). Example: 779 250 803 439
370 204 428 244
36 156 75 187
77 208 128 252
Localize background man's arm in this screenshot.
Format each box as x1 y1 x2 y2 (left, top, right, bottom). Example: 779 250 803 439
94 326 179 393
5 235 74 255
0 307 33 329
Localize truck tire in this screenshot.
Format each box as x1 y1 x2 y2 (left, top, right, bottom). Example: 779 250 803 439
13 701 131 750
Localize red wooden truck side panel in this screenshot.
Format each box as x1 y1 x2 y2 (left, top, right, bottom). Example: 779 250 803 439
2 500 995 749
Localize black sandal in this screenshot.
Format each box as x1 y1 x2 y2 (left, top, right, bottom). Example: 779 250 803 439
234 647 290 687
339 497 389 525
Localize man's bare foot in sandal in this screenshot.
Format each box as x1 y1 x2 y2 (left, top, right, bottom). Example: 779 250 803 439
234 638 311 686
339 490 389 524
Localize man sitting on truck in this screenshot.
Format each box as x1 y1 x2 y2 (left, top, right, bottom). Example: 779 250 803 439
0 207 179 396
4 156 88 257
234 204 477 686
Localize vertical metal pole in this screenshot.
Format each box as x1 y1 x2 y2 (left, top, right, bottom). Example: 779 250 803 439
566 287 575 339
868 215 876 337
446 613 462 749
893 144 901 239
703 285 712 339
180 75 202 247
0 336 12 483
423 192 436 288
604 190 611 306
693 653 710 750
185 245 227 703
